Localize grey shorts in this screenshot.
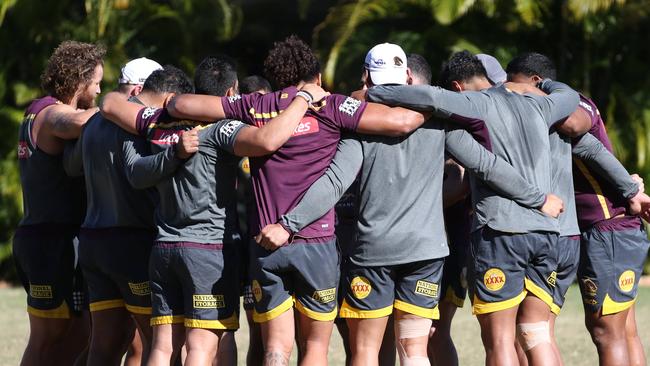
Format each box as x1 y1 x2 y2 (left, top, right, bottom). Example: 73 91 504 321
249 238 339 323
552 235 580 314
578 217 650 315
469 226 559 315
149 241 240 330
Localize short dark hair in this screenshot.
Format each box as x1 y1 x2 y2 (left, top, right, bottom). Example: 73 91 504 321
438 50 488 90
407 53 432 85
240 75 272 94
41 41 106 103
263 35 320 89
143 65 194 94
194 55 238 96
506 52 557 80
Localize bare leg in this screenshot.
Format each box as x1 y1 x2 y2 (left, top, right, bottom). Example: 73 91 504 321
625 305 646 366
185 328 222 366
394 309 431 365
86 308 132 366
261 308 294 366
147 323 185 366
476 305 519 366
123 327 143 366
245 309 264 366
428 301 458 366
516 295 557 366
214 331 237 366
347 316 389 366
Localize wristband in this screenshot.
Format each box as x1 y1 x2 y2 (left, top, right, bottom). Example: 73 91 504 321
295 90 313 105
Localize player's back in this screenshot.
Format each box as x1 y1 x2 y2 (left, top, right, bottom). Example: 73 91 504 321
80 113 155 229
18 96 84 226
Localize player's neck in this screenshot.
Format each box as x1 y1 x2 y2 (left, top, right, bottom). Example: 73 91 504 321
136 91 166 108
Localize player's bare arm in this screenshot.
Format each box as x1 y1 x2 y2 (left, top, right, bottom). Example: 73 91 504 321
99 91 145 134
167 93 227 121
233 83 329 156
41 103 97 140
356 102 428 137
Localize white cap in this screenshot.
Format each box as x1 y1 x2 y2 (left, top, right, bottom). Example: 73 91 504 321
118 57 163 85
364 43 408 85
476 54 507 85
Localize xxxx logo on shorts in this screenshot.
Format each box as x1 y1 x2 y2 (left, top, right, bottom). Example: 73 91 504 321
29 284 53 299
128 281 151 296
251 280 263 303
312 288 336 304
350 276 372 299
483 268 506 292
618 270 635 293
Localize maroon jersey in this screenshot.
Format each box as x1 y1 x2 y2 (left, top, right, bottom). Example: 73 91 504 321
572 95 630 230
221 87 366 240
17 96 85 226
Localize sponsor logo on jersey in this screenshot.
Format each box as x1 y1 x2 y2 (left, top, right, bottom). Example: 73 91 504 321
150 129 182 145
240 157 250 175
220 120 243 137
292 116 319 136
192 294 225 309
252 280 263 303
128 281 151 296
619 270 635 293
17 141 29 159
280 93 289 99
484 268 506 292
29 284 53 299
312 288 336 304
338 97 362 116
581 277 598 297
350 276 372 299
228 94 242 103
141 107 158 120
547 271 557 287
415 280 439 298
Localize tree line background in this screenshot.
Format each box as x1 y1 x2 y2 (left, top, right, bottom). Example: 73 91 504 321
1 0 649 280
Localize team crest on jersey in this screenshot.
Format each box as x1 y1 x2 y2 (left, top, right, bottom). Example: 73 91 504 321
338 97 362 116
227 94 241 103
618 270 635 293
547 271 557 287
292 116 319 137
581 277 598 297
350 276 372 299
483 268 506 292
220 120 243 137
128 281 151 296
192 294 225 309
29 284 53 299
17 141 29 159
141 107 158 120
252 280 263 303
415 280 439 298
312 288 336 304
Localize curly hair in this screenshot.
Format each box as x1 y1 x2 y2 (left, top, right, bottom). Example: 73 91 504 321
263 35 320 89
41 41 106 103
438 50 487 90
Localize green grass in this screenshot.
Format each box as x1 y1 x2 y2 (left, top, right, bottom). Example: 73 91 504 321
1 286 649 365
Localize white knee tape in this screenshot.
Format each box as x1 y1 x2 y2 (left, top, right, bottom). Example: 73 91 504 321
396 317 432 339
516 321 551 351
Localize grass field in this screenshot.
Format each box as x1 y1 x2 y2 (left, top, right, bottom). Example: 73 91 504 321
1 285 649 365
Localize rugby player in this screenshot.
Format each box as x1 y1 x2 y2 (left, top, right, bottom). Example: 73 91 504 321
258 44 564 366
100 54 330 366
164 35 431 366
347 50 583 366
64 66 194 366
13 40 104 366
117 57 163 97
507 52 650 366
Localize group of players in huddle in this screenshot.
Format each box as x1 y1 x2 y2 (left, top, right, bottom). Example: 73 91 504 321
13 34 650 366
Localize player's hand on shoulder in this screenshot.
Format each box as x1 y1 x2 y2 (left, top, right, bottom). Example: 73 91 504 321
176 126 200 159
300 83 330 104
540 193 564 218
255 223 290 251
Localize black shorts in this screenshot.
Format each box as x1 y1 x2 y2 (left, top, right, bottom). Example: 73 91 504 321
469 227 558 315
13 224 86 318
552 235 580 314
339 258 444 320
78 227 154 315
441 200 472 307
578 217 650 315
249 238 339 323
149 241 240 330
